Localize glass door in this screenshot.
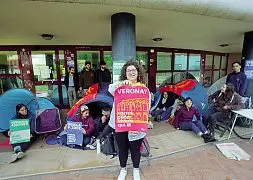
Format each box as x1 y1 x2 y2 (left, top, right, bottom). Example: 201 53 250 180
31 50 61 106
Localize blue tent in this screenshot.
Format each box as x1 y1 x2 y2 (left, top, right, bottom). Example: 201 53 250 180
0 88 57 132
181 82 209 116
150 72 197 112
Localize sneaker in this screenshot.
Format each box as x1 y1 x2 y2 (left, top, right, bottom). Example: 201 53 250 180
133 168 141 180
89 136 95 145
117 168 127 180
86 144 96 150
13 146 22 154
17 151 25 159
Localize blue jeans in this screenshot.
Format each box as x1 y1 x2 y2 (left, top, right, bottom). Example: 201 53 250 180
179 121 208 134
151 106 173 121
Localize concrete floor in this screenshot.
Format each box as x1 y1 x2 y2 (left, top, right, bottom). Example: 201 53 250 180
0 121 250 179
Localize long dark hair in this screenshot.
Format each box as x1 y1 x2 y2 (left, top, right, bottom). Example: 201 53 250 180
120 60 146 84
16 103 28 118
223 83 235 102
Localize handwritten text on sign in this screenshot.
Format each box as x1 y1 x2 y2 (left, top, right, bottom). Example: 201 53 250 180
114 86 150 132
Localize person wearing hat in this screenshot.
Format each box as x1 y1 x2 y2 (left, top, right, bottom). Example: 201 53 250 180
95 61 111 83
64 105 95 148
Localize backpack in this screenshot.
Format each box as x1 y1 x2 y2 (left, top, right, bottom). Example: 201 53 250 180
101 132 118 156
140 137 150 157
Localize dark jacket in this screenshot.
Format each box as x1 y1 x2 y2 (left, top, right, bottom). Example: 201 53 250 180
174 106 200 128
93 116 109 134
226 71 248 96
64 73 79 92
208 90 244 113
72 115 94 136
79 69 95 89
95 68 111 83
157 98 174 109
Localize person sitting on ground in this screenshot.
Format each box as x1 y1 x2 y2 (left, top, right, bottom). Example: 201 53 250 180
168 96 184 125
92 106 111 139
203 83 244 136
8 104 37 159
63 105 94 148
173 97 215 143
151 92 179 121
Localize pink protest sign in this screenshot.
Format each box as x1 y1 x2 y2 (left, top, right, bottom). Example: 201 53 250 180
114 85 150 133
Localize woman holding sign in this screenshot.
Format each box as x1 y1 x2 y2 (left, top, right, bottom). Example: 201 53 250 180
108 61 150 180
8 104 37 160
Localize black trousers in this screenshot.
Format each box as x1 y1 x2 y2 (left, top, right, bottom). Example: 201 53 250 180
203 106 229 133
11 134 37 152
97 125 114 140
115 132 143 168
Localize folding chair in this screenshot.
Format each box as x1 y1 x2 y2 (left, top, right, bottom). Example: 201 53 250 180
216 96 252 138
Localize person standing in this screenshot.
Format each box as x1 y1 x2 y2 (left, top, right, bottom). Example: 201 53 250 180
64 67 79 108
108 60 150 180
226 61 248 96
95 61 111 83
79 62 95 95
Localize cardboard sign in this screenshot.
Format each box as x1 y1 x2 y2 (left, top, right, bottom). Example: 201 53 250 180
67 121 83 146
114 85 150 132
10 119 30 144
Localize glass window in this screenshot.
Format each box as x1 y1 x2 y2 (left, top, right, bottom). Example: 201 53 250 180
220 70 227 78
31 51 57 81
59 51 65 82
205 55 213 70
214 56 221 69
136 51 148 70
221 56 227 69
35 85 59 105
156 72 172 88
103 51 113 72
213 71 220 82
157 52 172 71
203 71 212 87
61 85 68 105
0 51 20 74
77 51 100 72
189 71 200 81
189 54 201 70
0 76 22 94
174 53 187 70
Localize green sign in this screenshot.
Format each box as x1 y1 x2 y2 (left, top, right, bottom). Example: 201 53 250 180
113 60 125 83
10 119 30 144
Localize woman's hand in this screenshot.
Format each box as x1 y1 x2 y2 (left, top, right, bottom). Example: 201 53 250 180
129 131 138 136
121 80 132 86
82 128 86 135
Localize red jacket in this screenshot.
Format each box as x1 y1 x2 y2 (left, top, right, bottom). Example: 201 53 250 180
72 115 94 136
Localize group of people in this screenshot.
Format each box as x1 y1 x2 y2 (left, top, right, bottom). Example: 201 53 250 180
64 61 111 107
7 60 248 180
152 61 247 143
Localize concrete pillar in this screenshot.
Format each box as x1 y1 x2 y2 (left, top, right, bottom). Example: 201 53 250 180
111 12 136 82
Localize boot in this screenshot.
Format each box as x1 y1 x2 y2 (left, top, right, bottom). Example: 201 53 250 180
156 115 161 122
202 134 216 143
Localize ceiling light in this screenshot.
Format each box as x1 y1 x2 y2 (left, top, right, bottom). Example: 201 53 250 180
41 34 54 40
152 38 163 42
219 44 229 47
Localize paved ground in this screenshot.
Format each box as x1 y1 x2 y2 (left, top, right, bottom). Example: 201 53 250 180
11 139 253 180
0 121 252 179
